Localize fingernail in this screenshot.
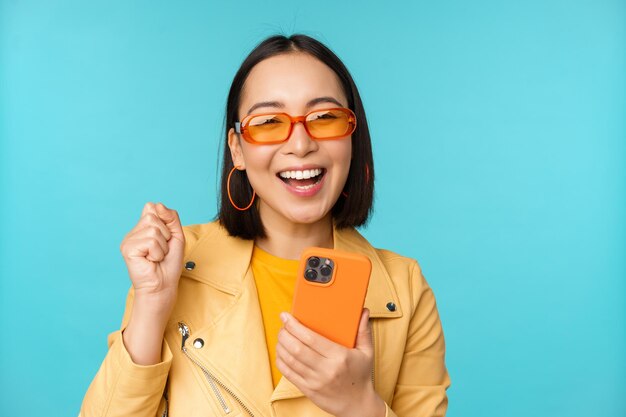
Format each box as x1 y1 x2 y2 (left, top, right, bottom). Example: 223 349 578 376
279 312 288 323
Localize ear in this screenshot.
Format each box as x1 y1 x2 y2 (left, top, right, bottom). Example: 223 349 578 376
227 127 246 170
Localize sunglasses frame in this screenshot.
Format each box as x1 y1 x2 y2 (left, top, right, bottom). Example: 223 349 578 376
234 107 357 145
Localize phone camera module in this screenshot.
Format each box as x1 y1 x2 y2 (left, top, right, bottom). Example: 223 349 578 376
320 265 332 277
304 269 318 281
308 257 321 268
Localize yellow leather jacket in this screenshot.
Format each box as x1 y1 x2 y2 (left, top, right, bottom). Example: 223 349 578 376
80 221 451 417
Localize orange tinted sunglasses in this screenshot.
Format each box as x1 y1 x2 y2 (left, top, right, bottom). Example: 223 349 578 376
234 107 357 144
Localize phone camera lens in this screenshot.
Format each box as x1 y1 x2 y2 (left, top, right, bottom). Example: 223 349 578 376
304 269 318 281
320 265 332 277
308 257 320 268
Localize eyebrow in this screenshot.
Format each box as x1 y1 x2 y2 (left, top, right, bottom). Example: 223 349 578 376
246 96 344 115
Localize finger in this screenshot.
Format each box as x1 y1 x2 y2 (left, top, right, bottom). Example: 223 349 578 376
275 339 315 379
141 213 172 241
277 326 323 370
134 225 170 255
280 312 340 357
276 354 313 396
154 203 184 242
140 201 159 221
354 308 373 354
124 237 167 262
130 213 172 242
126 217 170 253
135 203 171 240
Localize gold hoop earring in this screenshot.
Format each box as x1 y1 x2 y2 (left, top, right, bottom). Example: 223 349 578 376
227 166 256 211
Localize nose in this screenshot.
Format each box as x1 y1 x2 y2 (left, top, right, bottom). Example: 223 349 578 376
282 121 318 157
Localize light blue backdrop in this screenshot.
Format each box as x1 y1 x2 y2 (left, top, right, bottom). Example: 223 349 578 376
1 1 624 416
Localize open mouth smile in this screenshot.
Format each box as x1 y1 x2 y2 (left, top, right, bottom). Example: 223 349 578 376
277 168 326 195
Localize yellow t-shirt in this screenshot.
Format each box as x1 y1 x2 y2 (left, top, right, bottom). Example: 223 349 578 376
251 245 299 388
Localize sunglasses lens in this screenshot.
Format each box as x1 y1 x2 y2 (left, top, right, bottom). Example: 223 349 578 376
306 109 355 139
246 113 291 143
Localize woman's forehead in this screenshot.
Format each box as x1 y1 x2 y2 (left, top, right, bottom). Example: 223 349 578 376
239 52 347 115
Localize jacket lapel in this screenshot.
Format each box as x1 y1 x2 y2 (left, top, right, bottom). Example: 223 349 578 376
181 223 274 416
333 226 403 319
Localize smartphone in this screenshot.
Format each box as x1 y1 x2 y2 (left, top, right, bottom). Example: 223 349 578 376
291 247 372 348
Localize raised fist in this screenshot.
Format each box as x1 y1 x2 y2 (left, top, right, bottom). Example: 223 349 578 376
119 202 186 297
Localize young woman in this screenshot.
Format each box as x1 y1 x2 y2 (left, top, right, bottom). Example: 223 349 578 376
81 34 451 417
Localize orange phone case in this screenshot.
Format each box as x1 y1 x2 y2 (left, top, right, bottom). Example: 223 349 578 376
291 247 371 348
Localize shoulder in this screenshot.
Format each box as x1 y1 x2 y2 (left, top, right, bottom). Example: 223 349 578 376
181 220 236 257
375 248 426 284
181 219 225 242
335 224 422 276
374 248 431 303
336 227 432 312
338 226 428 284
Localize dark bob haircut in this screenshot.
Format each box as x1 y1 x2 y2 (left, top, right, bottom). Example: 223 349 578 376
218 34 374 239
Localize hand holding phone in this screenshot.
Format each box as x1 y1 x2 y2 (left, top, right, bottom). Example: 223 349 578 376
291 247 371 348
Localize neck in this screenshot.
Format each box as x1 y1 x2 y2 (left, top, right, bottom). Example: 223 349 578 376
255 204 334 260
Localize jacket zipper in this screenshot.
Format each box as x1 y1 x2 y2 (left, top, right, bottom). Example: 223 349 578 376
177 322 255 417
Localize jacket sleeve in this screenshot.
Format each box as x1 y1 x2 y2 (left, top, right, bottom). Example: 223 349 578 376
387 260 451 417
79 288 172 417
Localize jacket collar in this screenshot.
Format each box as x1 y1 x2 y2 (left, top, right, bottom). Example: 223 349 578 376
182 221 402 318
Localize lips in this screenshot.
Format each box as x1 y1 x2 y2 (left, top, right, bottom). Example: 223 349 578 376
276 167 326 196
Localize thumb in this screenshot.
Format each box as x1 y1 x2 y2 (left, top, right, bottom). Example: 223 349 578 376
354 308 372 353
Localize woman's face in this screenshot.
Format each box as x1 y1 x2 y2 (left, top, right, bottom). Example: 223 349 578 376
228 52 352 227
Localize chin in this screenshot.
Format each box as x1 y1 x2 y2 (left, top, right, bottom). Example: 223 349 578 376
284 207 331 225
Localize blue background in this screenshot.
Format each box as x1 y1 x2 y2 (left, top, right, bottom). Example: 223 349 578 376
1 1 624 416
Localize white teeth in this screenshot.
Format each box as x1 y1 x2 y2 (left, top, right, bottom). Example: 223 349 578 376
279 168 323 179
295 183 317 190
